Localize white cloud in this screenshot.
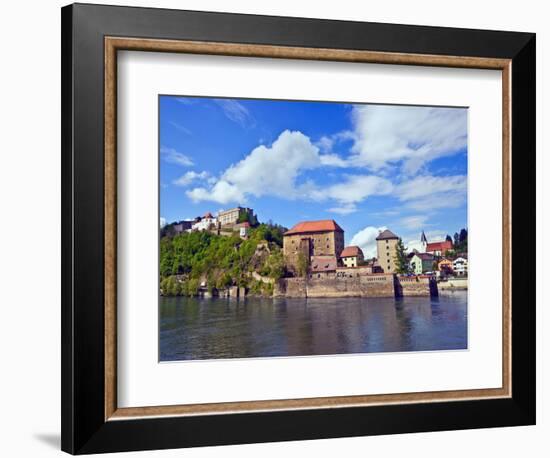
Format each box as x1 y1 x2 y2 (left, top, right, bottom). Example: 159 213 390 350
160 217 167 228
316 131 355 153
214 99 254 127
349 105 467 174
160 146 194 167
396 174 466 201
327 204 357 215
395 174 467 211
399 215 429 230
327 203 357 215
169 121 192 135
172 171 210 187
319 153 349 167
187 180 245 205
316 135 334 152
187 130 322 204
311 175 393 206
186 130 394 209
349 226 387 259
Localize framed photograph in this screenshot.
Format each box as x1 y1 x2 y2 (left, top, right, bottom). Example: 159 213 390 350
61 3 536 454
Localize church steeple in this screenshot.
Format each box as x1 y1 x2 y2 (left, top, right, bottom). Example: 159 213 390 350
420 230 428 252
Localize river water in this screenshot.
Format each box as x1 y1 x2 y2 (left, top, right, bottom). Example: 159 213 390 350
159 292 467 361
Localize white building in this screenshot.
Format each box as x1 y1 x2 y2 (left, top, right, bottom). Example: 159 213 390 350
453 256 468 276
191 212 217 232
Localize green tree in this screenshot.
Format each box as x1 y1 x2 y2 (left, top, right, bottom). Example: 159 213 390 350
237 212 250 224
186 278 199 296
393 238 410 274
458 228 468 252
444 249 455 258
296 252 310 277
159 225 288 296
453 232 460 248
264 251 285 280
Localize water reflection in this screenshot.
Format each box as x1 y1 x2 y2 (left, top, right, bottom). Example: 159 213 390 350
159 293 467 361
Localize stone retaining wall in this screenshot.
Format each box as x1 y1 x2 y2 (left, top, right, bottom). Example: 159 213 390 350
396 276 438 297
274 274 395 298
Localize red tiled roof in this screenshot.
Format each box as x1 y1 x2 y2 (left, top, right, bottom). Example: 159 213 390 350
203 212 214 218
310 256 338 272
284 219 344 235
426 241 453 252
340 246 364 258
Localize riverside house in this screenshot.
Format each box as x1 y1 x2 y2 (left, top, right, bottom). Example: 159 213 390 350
453 256 468 276
340 245 364 267
409 252 436 274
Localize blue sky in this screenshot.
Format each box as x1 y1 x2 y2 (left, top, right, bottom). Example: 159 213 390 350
160 95 467 257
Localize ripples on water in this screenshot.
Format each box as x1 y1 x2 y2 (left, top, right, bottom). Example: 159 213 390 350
159 293 467 361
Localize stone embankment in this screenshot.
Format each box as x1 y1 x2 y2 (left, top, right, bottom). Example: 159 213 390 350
274 274 437 298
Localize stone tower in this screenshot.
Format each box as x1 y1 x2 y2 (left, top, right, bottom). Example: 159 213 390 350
376 229 400 273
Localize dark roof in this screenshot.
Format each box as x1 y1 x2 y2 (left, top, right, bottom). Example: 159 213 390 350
415 253 435 261
376 229 399 240
340 246 364 258
284 219 344 236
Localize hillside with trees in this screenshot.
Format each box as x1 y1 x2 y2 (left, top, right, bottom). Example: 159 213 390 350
160 223 286 297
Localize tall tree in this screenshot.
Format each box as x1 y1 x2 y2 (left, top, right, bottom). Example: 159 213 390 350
393 238 410 274
296 252 310 277
453 232 460 248
445 234 453 243
457 228 468 252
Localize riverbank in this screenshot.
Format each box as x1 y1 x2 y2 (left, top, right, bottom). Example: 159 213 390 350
438 278 468 291
161 273 440 299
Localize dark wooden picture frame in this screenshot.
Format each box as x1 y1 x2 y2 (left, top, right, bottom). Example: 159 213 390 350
61 3 536 454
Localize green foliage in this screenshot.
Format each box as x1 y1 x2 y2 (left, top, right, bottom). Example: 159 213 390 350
263 250 286 280
394 238 410 274
160 227 285 296
237 211 258 226
262 282 274 296
249 223 285 247
160 276 185 296
187 278 199 296
453 228 468 253
296 252 310 277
